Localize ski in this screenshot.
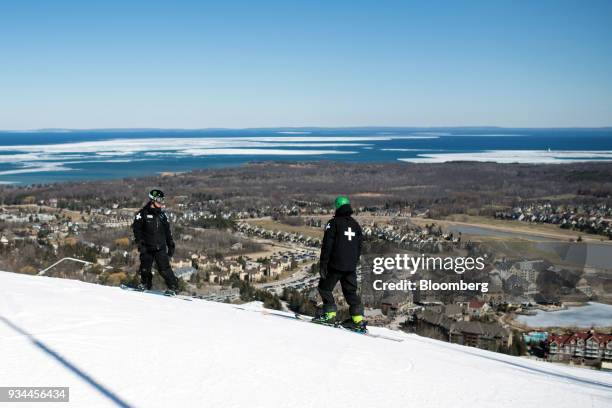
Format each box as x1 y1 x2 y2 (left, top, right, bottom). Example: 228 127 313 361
120 284 193 301
288 311 403 341
235 306 404 342
292 313 402 341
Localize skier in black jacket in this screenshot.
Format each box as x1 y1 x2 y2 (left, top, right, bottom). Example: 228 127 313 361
132 189 179 292
314 195 365 331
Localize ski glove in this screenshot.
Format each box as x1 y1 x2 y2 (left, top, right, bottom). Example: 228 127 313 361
167 245 175 258
319 263 328 280
138 242 147 253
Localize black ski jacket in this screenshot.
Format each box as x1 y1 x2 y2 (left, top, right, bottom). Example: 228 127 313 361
320 204 363 272
132 204 175 252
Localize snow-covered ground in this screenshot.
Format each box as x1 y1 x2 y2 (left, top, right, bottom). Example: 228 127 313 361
1 271 610 408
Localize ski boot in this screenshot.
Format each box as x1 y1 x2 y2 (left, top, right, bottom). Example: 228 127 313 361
342 315 368 333
311 311 337 326
164 288 178 296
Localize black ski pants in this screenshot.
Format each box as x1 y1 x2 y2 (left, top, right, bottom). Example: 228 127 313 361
318 265 364 316
139 248 178 290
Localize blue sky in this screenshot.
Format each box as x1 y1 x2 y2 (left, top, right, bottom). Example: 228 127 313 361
1 0 611 129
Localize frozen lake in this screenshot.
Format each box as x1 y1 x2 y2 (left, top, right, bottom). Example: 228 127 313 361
516 302 612 328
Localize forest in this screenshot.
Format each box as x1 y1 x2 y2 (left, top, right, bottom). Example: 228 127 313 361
1 161 611 215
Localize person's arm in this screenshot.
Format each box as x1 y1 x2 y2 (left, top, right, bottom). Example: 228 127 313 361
163 214 176 257
132 211 146 252
319 219 336 277
356 223 363 260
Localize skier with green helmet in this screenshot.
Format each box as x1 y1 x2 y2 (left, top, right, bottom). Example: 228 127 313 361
314 195 366 331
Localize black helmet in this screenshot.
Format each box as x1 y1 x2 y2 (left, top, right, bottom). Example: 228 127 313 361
148 189 165 203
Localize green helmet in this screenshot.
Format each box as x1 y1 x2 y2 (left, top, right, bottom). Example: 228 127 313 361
148 189 165 203
334 195 350 209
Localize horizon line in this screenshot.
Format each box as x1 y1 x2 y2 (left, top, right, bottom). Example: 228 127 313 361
1 125 612 133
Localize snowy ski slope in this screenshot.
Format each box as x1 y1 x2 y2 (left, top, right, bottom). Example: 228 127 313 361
1 271 610 408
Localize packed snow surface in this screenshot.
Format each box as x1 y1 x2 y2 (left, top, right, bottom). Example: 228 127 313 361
1 271 610 408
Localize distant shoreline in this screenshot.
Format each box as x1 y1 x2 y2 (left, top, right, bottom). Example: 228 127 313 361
0 128 611 184
1 159 612 188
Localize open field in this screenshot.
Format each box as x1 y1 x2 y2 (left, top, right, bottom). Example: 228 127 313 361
475 238 568 265
412 215 611 243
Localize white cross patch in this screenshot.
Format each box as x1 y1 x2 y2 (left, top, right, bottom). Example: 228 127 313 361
135 213 142 220
344 227 355 241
